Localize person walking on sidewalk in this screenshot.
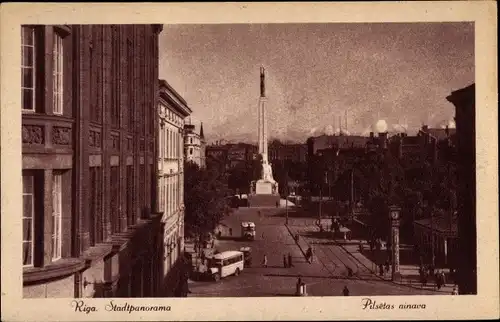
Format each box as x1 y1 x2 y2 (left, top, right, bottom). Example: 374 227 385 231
283 254 288 268
452 285 458 295
262 254 268 268
288 252 294 268
229 228 233 236
342 286 350 296
440 270 446 286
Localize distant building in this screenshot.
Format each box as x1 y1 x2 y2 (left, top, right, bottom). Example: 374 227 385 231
413 211 458 268
158 79 192 296
205 142 258 170
306 133 387 197
184 122 206 168
308 134 369 155
446 83 476 294
268 140 307 163
21 24 164 298
418 125 456 164
227 143 258 168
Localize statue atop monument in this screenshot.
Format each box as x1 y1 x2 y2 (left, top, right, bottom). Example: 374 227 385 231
260 66 266 98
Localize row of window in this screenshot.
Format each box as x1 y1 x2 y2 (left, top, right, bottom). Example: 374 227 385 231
22 26 64 114
222 255 243 266
22 25 156 136
159 125 182 160
22 164 151 267
165 108 183 127
158 175 182 217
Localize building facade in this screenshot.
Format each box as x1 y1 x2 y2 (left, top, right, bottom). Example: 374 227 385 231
268 141 307 163
446 83 476 294
21 24 163 298
157 79 192 296
184 123 206 168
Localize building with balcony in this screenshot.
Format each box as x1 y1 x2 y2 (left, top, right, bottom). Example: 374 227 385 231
21 24 163 298
157 79 192 296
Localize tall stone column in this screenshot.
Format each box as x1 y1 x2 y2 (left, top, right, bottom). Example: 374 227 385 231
261 98 268 161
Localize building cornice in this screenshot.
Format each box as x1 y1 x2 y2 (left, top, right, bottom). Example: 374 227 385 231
159 79 192 117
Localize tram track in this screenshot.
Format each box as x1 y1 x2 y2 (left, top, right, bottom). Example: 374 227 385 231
307 237 378 285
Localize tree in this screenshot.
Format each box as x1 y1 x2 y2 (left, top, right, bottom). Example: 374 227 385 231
184 161 232 252
227 162 253 194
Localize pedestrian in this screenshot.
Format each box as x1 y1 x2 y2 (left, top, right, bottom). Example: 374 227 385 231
262 232 265 239
436 272 443 290
384 260 390 275
262 254 268 268
440 270 447 286
288 252 293 267
452 285 458 295
296 277 302 295
343 286 350 296
283 254 288 268
229 228 233 236
378 264 384 276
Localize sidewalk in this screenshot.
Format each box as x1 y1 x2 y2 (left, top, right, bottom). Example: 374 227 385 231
338 239 455 294
287 221 455 294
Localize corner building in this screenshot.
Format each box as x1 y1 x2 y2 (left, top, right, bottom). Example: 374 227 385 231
157 79 192 296
21 24 164 298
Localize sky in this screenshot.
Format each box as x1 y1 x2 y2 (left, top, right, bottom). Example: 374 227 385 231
159 23 474 144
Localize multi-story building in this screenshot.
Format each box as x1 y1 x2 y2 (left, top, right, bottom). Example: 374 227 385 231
268 141 307 163
446 83 476 294
21 24 163 298
157 79 192 296
184 123 206 168
306 133 381 196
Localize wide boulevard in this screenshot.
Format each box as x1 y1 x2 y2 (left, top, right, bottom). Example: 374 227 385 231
188 206 438 297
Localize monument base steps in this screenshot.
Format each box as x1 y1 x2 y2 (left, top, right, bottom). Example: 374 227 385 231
248 194 281 208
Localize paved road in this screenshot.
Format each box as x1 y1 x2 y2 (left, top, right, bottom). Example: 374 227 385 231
188 207 438 297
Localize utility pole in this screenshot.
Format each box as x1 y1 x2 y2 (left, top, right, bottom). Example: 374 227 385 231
286 167 289 225
319 183 323 222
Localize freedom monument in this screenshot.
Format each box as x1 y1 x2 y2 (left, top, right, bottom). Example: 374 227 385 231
248 67 280 207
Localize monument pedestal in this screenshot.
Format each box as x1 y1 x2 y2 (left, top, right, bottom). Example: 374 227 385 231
255 180 273 194
248 193 280 208
249 180 280 207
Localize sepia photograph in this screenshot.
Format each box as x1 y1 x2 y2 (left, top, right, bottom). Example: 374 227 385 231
1 2 498 321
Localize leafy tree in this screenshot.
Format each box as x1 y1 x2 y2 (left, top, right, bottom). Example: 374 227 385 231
227 162 253 194
184 161 232 252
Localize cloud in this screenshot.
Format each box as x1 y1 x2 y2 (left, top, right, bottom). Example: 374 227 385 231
392 123 408 133
374 119 388 133
324 125 335 136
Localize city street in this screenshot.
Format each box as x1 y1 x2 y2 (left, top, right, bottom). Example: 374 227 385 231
188 207 438 297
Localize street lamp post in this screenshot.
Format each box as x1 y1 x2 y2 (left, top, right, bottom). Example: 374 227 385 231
285 169 289 225
389 205 402 281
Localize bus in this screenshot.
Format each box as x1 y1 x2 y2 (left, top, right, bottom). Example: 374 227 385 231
207 250 244 281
